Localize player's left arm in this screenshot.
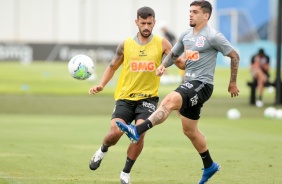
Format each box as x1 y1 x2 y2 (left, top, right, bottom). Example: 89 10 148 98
162 38 172 56
226 49 240 97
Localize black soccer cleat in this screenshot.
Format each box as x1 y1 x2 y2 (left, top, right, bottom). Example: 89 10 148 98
89 148 107 170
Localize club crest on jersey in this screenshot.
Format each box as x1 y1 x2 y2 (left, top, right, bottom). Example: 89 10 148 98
195 36 206 47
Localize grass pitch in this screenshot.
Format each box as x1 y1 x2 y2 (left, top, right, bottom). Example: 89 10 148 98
1 112 282 184
0 61 277 97
0 61 282 183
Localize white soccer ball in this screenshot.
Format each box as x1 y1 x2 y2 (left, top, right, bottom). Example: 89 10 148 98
227 108 241 119
275 109 282 119
264 107 277 119
68 54 94 80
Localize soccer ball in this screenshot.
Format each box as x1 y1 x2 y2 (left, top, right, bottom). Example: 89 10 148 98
227 108 241 119
264 107 276 119
275 109 282 119
68 54 94 80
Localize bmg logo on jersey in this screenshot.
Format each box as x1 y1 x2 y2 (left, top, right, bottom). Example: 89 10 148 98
142 101 156 112
130 61 155 72
184 50 199 61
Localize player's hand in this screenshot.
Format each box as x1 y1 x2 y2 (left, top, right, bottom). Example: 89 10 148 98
156 65 166 76
228 82 239 97
89 85 104 95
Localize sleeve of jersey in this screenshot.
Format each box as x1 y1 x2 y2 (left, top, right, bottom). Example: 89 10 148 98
211 32 233 56
171 31 186 56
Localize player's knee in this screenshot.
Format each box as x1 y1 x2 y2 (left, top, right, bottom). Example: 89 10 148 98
105 130 122 145
161 92 182 110
183 129 194 139
182 128 199 140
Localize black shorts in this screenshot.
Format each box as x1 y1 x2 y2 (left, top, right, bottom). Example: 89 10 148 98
175 80 213 120
111 97 159 124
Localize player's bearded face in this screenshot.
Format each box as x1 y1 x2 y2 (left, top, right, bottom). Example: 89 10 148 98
136 16 155 38
190 22 196 27
139 28 152 37
189 6 205 27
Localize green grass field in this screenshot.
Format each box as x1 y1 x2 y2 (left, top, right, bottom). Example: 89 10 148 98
0 62 282 184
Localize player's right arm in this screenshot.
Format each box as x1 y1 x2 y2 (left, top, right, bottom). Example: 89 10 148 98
156 32 185 76
89 41 124 94
174 53 186 70
156 52 180 76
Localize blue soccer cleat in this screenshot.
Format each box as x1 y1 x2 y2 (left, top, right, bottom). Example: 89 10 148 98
116 121 140 143
198 162 220 184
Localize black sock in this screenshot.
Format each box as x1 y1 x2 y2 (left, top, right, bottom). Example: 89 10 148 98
122 157 135 173
136 119 153 135
101 144 108 152
200 150 213 168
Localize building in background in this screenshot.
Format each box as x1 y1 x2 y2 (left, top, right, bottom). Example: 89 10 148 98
0 0 278 68
0 0 202 62
0 0 205 44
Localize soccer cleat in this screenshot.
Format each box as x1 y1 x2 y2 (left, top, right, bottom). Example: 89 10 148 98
116 121 140 143
89 148 107 170
198 162 220 184
120 171 131 184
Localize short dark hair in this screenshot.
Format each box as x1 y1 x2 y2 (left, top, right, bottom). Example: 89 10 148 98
137 6 155 19
190 1 213 19
258 48 265 54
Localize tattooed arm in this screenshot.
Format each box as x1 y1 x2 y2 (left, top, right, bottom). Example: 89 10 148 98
162 52 180 67
226 49 240 97
156 52 180 76
89 41 124 94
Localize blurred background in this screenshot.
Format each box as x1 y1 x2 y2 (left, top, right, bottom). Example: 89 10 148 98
0 0 279 67
0 0 281 109
1 0 281 103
